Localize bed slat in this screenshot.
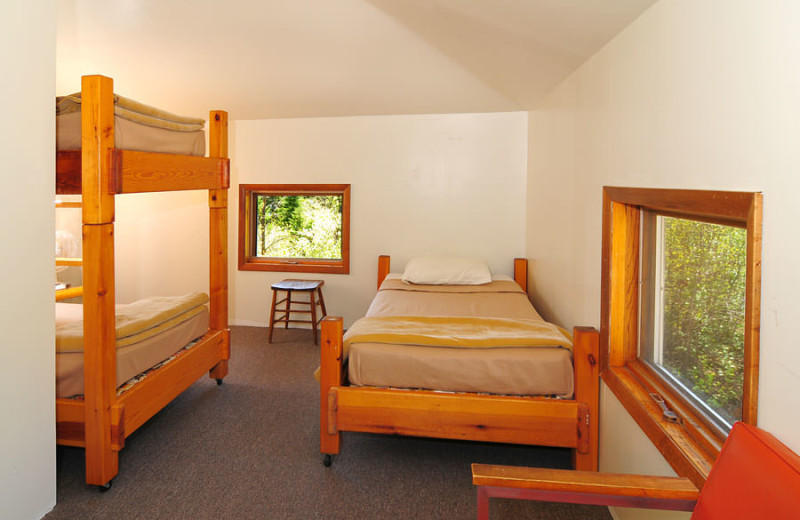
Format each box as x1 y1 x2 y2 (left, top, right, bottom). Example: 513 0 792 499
117 330 226 436
57 150 230 194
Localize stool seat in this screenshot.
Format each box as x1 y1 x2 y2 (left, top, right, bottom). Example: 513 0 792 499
272 280 324 292
268 279 327 344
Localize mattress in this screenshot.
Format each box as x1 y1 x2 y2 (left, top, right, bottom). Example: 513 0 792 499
56 298 209 398
56 93 206 156
346 276 574 398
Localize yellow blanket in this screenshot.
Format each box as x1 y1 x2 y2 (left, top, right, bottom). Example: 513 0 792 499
342 315 572 358
56 292 209 353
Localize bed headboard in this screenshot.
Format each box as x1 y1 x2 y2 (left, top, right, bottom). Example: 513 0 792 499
375 256 528 292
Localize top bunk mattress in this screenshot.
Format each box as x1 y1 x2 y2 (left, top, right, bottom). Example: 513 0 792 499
56 93 206 156
346 276 575 398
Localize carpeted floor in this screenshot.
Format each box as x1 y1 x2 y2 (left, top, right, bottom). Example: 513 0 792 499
44 326 612 520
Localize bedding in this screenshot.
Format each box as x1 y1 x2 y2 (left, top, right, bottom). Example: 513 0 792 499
401 256 492 285
56 93 206 156
56 293 210 398
345 276 575 397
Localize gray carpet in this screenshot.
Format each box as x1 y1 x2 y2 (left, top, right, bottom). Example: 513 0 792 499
45 326 612 520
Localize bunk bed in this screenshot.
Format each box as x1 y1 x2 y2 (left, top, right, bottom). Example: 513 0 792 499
319 256 600 471
54 75 230 489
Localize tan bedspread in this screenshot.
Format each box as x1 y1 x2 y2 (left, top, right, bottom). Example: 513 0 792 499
56 292 209 353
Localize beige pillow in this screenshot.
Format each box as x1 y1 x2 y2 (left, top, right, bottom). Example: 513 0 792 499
401 256 492 285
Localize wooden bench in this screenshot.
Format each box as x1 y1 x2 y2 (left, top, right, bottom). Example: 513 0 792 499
472 421 800 519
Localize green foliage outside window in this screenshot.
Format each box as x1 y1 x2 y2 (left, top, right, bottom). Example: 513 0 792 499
255 194 343 260
658 217 746 426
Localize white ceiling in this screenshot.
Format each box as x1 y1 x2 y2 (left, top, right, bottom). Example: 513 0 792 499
56 0 658 121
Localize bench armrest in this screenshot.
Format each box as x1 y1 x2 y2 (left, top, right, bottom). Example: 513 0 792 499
472 463 699 512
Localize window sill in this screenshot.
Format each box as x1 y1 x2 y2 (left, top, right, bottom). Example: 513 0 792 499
601 364 722 488
239 258 349 274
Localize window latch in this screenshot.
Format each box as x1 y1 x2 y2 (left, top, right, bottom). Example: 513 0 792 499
650 393 681 424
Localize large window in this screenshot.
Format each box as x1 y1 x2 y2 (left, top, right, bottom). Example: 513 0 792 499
238 184 350 274
601 187 761 486
641 214 747 430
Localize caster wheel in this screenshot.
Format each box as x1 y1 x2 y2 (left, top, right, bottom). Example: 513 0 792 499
323 454 333 467
98 481 113 492
216 378 223 386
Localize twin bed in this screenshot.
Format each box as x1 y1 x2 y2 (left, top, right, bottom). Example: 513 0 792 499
55 75 230 489
320 256 600 470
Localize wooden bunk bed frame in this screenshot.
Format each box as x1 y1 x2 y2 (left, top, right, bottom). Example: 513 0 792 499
319 256 601 471
54 75 230 489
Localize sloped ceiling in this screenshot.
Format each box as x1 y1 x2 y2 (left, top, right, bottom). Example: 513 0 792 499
56 0 657 120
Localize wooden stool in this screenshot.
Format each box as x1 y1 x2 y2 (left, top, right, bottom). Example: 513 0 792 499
268 279 327 344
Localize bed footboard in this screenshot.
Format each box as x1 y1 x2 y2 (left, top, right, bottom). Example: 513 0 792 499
328 386 589 449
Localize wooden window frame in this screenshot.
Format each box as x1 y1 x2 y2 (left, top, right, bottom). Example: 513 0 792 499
238 183 350 274
600 187 762 487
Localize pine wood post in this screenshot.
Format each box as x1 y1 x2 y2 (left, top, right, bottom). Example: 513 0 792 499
320 317 343 456
514 258 528 293
573 326 600 471
208 110 230 380
81 75 119 487
377 255 390 290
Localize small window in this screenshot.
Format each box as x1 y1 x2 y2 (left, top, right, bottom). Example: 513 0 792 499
238 184 350 274
641 213 747 430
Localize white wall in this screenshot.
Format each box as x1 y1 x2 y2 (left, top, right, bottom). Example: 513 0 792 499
0 1 57 519
231 112 528 328
527 1 800 519
114 190 210 303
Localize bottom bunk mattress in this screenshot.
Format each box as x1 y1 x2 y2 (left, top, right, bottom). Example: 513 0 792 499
55 293 210 398
345 276 574 398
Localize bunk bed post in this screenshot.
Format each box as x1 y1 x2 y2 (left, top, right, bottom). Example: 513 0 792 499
208 110 230 381
80 74 119 487
572 326 600 471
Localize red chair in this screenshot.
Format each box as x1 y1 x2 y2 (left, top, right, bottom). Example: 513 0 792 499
472 421 800 519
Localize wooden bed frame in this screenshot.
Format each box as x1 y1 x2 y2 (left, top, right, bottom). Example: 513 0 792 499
319 255 600 471
54 75 230 489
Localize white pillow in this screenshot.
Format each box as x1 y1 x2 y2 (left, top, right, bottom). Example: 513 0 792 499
401 256 492 285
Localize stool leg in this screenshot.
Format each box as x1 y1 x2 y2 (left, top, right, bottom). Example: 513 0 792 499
284 290 292 329
309 290 318 345
268 289 278 343
317 287 327 319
